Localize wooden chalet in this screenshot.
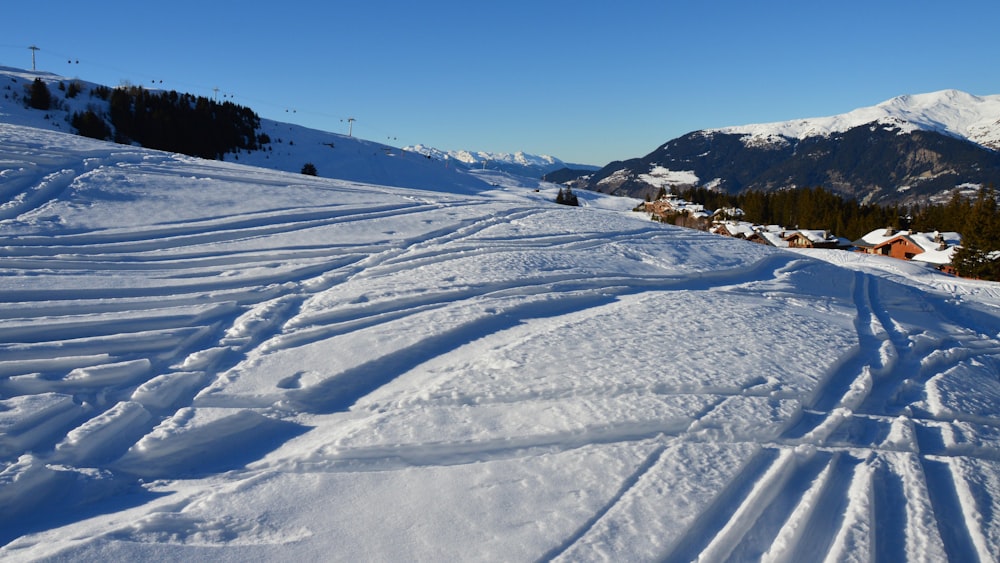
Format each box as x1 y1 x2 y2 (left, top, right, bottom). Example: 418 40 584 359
853 228 962 273
783 230 842 249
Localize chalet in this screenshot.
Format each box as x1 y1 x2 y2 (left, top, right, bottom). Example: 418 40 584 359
783 230 844 249
710 221 755 239
748 228 789 247
642 197 709 219
853 228 962 272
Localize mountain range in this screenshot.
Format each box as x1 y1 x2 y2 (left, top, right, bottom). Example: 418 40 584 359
402 144 599 178
579 90 1000 205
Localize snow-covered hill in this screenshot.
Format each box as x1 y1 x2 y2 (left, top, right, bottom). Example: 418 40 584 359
0 65 597 193
0 66 514 195
3 120 1000 561
715 89 1000 151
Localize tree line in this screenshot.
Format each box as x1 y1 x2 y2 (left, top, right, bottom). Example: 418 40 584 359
103 86 267 159
59 83 269 160
672 184 1000 280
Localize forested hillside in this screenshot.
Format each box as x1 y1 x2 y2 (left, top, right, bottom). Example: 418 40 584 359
677 184 1000 280
18 77 270 160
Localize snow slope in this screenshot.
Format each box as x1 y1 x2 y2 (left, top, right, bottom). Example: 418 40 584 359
0 65 495 195
3 122 1000 561
714 89 1000 150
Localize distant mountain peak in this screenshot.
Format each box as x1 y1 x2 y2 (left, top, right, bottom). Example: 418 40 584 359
713 89 1000 151
585 89 1000 205
403 145 598 178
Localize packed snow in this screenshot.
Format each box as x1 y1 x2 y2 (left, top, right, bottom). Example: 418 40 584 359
3 118 1000 563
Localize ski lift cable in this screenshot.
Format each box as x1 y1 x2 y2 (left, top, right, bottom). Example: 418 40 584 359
2 45 407 145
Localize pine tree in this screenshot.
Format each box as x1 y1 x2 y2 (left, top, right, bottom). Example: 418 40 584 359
564 187 579 206
71 110 111 140
954 186 999 279
28 78 51 110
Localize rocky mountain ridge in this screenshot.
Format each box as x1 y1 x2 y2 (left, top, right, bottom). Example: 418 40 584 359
581 90 1000 205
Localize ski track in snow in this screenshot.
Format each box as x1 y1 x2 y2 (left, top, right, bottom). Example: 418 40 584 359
2 125 1000 561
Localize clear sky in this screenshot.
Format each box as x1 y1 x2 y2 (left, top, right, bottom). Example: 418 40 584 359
3 1 999 166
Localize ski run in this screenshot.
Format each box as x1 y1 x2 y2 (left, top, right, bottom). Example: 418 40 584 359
2 122 1000 561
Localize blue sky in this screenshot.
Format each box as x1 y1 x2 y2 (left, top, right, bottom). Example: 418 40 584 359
3 1 999 166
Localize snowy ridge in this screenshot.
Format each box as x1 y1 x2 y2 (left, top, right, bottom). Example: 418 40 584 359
4 110 1000 559
404 144 561 167
714 89 1000 150
402 144 598 176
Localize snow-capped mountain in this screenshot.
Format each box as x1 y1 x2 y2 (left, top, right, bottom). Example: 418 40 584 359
716 90 1000 151
583 89 1000 205
404 144 599 178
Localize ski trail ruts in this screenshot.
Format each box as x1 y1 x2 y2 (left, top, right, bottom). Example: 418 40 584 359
10 203 526 462
765 270 993 561
861 318 1000 419
872 452 948 561
352 206 547 273
0 213 386 467
919 456 980 561
805 271 885 413
369 223 680 271
0 301 239 345
0 159 513 536
779 271 893 448
15 207 617 475
0 147 157 223
659 447 786 563
854 273 936 417
763 452 859 563
0 167 77 221
0 284 289 321
305 432 677 479
268 253 806 359
0 258 357 303
0 201 443 256
670 449 912 563
539 443 668 562
720 449 839 561
283 291 621 415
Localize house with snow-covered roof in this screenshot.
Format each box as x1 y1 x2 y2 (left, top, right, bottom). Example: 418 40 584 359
710 221 756 239
642 197 710 219
747 230 789 247
783 229 849 249
853 228 962 273
711 223 789 247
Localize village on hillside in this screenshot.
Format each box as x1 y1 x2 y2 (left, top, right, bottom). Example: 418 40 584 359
635 194 964 276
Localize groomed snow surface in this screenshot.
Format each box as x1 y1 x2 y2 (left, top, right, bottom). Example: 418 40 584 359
3 123 1000 562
